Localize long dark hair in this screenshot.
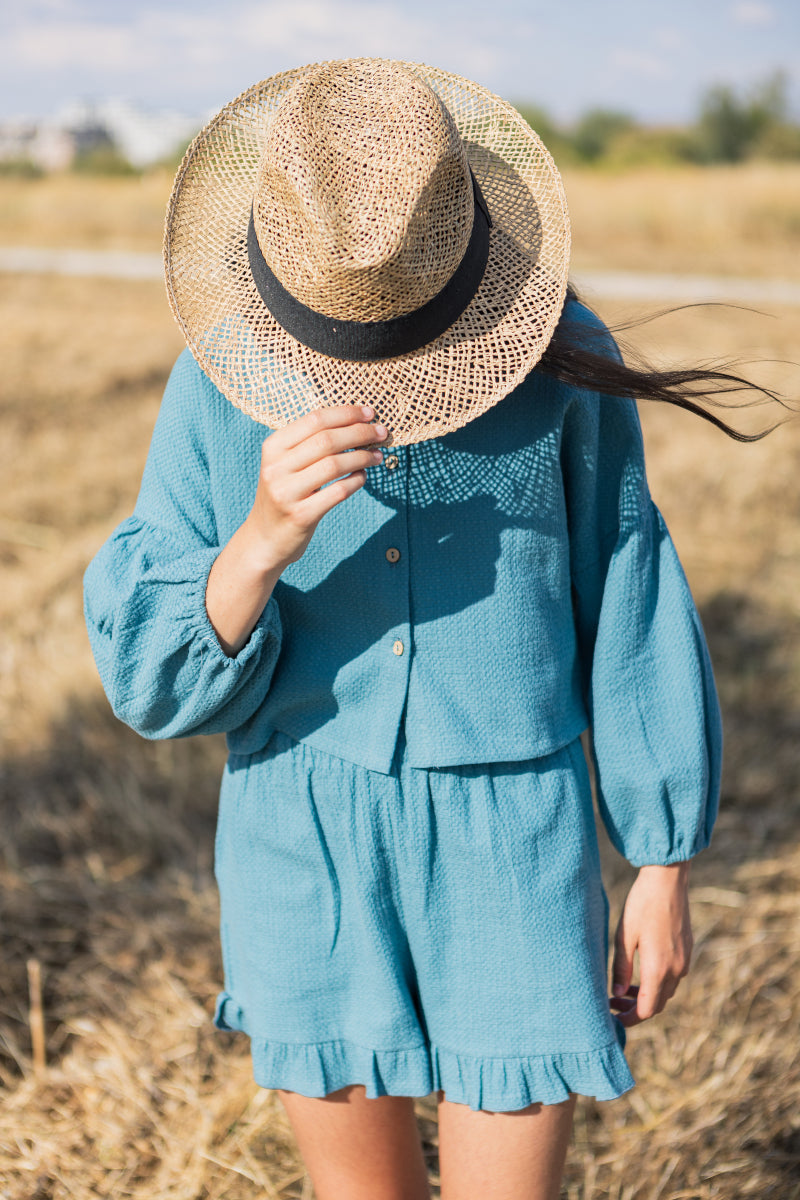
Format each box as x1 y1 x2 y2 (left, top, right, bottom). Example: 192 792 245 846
538 284 790 442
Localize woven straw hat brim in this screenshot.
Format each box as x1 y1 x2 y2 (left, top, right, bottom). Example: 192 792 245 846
164 60 571 446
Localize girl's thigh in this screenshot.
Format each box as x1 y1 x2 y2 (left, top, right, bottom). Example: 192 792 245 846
277 1086 431 1200
437 1092 577 1200
277 1086 575 1200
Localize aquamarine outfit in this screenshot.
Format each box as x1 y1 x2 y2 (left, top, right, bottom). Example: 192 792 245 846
84 300 722 1111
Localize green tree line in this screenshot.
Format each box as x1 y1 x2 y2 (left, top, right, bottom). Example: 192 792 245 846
517 72 800 168
1 71 797 178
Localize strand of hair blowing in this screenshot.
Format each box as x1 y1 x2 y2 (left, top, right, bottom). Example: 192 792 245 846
537 285 792 442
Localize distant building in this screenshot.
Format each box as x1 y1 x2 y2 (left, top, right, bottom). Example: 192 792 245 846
0 119 37 166
0 99 204 171
95 99 201 167
28 125 76 171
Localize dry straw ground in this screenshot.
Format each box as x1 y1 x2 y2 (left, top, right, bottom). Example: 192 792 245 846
1 165 799 1199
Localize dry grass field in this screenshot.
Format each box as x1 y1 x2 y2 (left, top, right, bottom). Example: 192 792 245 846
1 166 799 1199
2 162 800 277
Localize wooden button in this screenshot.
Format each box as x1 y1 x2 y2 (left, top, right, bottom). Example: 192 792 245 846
392 639 404 656
385 547 401 563
385 454 399 470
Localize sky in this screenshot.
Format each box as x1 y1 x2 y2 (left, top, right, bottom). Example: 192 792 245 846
3 0 799 125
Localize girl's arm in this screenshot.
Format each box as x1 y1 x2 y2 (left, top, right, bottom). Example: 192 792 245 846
85 354 376 739
564 388 717 1023
206 405 387 655
560 309 721 1026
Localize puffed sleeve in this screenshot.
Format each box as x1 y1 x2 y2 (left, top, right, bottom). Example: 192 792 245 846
83 351 282 739
561 330 722 867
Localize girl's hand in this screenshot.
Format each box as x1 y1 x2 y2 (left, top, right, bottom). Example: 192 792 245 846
609 862 693 1028
206 405 386 657
247 404 387 571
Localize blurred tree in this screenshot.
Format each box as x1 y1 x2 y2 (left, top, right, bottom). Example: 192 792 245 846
72 145 139 176
692 72 790 162
0 158 44 178
756 122 800 159
514 104 561 148
571 109 636 162
514 104 577 167
602 126 697 168
505 84 800 171
153 136 195 172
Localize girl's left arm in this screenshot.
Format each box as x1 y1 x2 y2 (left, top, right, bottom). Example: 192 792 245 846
562 353 722 1025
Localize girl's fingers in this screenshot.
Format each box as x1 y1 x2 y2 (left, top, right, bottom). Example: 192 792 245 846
281 417 388 476
270 404 380 455
611 969 682 1026
285 448 383 502
611 911 636 999
611 949 633 999
609 984 638 1011
612 986 644 1028
638 947 685 1020
609 984 639 1025
297 468 368 524
247 409 382 566
634 979 662 1022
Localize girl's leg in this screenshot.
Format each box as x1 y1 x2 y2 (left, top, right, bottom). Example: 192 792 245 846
436 1092 577 1200
277 1085 431 1200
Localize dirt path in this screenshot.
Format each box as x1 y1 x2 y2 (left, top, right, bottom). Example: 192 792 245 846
2 244 800 304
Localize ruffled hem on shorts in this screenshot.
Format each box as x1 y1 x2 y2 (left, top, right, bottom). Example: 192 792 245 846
214 992 635 1112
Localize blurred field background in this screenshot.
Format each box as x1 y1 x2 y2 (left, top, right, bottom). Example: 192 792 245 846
1 163 799 1199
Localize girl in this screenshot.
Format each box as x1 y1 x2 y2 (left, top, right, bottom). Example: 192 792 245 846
85 59 754 1200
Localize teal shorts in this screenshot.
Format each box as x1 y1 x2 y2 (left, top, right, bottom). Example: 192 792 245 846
213 728 634 1112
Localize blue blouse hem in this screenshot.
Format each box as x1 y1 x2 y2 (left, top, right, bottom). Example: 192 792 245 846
269 712 592 777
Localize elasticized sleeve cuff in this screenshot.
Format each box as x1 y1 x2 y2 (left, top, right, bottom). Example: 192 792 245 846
622 833 714 869
85 522 283 740
188 551 281 668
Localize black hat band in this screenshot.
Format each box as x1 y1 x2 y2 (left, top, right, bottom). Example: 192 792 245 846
246 169 492 362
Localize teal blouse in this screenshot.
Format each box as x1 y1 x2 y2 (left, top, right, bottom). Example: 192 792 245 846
83 301 722 868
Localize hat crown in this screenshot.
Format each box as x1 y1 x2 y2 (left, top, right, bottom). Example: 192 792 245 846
253 59 474 321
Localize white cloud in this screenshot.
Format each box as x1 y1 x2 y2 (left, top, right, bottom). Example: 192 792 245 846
654 26 685 51
611 48 671 80
6 1 497 76
9 22 138 70
11 0 83 14
731 3 776 25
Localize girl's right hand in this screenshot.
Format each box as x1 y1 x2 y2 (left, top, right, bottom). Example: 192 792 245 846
246 404 387 572
205 405 386 657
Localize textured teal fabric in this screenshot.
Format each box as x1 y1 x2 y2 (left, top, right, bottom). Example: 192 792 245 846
84 300 721 869
213 728 635 1110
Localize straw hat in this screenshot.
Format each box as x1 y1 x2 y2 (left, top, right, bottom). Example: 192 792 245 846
164 58 570 445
